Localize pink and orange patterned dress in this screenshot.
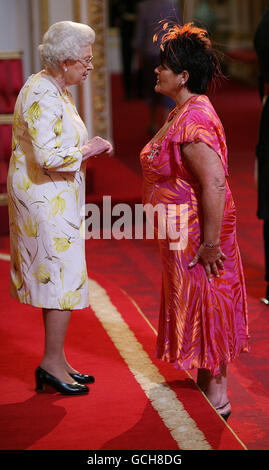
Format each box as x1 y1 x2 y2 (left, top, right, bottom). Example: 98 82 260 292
140 95 249 376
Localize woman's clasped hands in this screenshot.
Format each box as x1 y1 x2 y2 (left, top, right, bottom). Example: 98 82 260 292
82 136 113 162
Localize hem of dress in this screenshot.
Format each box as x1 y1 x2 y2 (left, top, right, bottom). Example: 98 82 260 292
155 344 249 377
9 293 90 311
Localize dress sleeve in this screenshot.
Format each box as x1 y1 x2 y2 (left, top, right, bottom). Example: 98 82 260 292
170 106 228 175
23 85 83 172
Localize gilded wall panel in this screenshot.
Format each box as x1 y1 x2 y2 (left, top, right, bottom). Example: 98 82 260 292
88 0 111 139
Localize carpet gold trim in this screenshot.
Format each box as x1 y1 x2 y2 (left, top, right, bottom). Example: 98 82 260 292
88 277 212 450
123 289 248 450
0 252 247 450
121 289 248 450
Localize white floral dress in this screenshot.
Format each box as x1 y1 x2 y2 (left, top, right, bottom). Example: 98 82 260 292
7 72 89 310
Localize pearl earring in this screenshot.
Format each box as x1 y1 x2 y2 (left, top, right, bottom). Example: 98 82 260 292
64 66 68 72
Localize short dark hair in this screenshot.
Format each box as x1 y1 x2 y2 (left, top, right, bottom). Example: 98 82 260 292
157 22 223 94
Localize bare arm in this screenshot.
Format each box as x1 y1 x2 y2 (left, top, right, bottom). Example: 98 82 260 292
182 141 226 281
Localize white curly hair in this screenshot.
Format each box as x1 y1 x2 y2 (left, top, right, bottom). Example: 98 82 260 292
39 21 95 70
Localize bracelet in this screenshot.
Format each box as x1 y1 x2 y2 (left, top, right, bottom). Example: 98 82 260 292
202 241 220 248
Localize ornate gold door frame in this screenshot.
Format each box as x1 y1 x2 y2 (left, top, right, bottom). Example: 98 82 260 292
88 0 111 140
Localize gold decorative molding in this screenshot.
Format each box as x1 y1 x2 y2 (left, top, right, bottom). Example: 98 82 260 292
0 51 22 60
0 115 13 125
0 194 8 206
73 0 81 23
88 0 110 139
29 0 35 73
40 0 49 38
73 0 85 121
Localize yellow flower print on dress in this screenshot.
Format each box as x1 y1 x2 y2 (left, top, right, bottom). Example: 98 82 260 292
60 265 64 289
77 268 87 290
13 107 21 131
12 248 23 290
81 268 87 286
11 139 24 165
54 117 63 149
18 176 32 193
31 126 39 141
12 136 17 152
27 101 41 125
69 182 79 207
8 199 22 236
23 216 38 238
34 263 54 284
55 140 63 149
53 236 73 252
21 291 31 305
74 128 80 147
62 155 78 169
53 117 62 137
26 101 41 141
43 154 77 170
59 290 82 310
50 192 66 217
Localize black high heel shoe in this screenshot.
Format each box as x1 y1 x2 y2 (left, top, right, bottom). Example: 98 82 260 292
215 401 231 421
69 372 95 384
35 366 89 395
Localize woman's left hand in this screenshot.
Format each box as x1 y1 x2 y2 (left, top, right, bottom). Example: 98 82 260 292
188 244 226 282
81 136 113 162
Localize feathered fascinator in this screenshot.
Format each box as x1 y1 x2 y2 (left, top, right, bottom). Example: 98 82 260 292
152 21 224 93
153 21 211 51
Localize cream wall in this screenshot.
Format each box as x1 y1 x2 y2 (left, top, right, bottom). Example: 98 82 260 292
0 0 32 79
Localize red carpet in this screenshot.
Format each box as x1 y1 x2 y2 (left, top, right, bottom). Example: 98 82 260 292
0 256 245 450
85 155 142 207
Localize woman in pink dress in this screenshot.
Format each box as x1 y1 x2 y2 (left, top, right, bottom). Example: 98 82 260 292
140 23 249 420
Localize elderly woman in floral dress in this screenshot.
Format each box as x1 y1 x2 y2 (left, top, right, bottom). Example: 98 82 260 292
7 21 113 395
